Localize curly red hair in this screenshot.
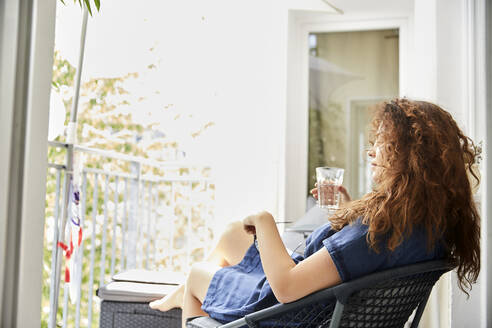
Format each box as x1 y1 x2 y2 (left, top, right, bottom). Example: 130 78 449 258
330 98 480 295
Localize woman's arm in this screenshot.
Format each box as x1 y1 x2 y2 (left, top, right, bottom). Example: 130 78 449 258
243 212 341 304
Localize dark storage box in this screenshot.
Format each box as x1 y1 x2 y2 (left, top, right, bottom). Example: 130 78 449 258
99 301 181 328
97 270 184 328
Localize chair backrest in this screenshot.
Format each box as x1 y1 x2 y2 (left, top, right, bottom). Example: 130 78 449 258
332 263 451 328
228 260 454 328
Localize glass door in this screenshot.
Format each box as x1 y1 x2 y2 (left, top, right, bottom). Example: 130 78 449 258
307 29 399 201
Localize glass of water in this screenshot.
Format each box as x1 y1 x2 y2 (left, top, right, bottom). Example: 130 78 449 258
316 167 344 210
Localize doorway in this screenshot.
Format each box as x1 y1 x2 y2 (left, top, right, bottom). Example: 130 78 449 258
307 29 399 201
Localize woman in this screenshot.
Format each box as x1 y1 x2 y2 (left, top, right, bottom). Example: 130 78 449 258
150 99 481 327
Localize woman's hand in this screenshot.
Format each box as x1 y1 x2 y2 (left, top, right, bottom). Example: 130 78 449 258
310 184 352 204
242 211 273 235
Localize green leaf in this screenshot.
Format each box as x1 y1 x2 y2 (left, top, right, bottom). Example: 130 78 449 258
59 0 100 14
83 0 93 16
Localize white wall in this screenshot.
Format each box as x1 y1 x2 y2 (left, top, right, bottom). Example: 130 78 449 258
80 1 336 228
178 0 339 224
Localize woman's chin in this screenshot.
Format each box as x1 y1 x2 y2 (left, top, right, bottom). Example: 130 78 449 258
371 171 382 184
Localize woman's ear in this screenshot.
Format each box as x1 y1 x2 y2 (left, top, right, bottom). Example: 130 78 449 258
384 143 395 157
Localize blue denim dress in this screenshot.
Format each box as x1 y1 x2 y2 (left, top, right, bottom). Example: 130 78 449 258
201 218 444 324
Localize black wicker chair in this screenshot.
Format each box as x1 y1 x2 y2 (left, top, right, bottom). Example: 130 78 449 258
186 260 454 328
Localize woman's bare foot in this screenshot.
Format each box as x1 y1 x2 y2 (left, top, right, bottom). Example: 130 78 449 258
149 284 185 311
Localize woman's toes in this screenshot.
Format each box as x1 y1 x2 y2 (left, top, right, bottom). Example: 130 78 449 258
149 285 185 311
149 296 172 311
149 298 164 309
149 300 158 309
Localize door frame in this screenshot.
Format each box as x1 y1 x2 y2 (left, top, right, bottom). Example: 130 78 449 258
283 13 410 219
0 0 56 326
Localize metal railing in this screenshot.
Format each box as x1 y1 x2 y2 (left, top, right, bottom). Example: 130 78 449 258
43 142 214 328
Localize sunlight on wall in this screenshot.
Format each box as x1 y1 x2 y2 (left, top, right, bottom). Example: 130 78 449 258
53 0 297 227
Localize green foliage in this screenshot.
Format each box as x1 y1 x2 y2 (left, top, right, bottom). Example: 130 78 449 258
52 51 76 89
59 0 101 16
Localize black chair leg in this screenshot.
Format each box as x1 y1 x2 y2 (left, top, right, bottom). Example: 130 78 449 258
328 301 344 328
410 288 433 328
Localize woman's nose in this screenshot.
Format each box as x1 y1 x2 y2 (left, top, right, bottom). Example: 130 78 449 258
367 148 375 158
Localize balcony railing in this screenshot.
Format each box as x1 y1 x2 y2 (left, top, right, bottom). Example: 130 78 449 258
43 142 215 328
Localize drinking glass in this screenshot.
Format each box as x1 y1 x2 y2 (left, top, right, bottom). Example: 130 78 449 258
316 167 344 210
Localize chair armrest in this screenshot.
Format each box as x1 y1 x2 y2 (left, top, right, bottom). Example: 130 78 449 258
186 316 223 328
187 287 336 328
210 287 337 327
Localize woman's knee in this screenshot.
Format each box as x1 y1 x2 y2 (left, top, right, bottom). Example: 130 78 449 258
219 221 246 247
222 220 243 238
187 262 208 284
187 262 219 302
222 220 252 243
218 220 253 265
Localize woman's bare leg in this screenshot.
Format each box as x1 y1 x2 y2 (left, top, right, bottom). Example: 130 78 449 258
181 262 220 328
149 221 253 312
